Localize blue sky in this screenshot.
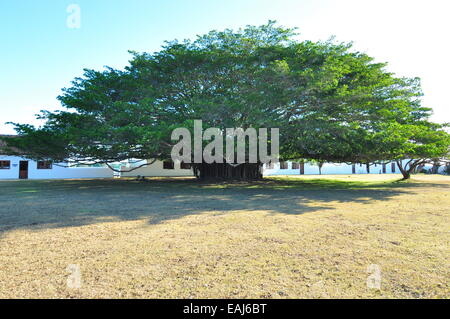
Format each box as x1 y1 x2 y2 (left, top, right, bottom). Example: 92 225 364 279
1 0 449 134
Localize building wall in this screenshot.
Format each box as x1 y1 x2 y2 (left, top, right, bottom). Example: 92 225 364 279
120 160 194 177
0 156 193 180
0 156 19 179
263 160 410 176
1 155 446 180
0 155 113 179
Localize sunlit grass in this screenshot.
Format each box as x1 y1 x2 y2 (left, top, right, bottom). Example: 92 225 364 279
0 174 448 298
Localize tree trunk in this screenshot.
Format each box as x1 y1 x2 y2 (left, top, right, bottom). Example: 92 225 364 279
396 161 410 180
400 169 410 180
193 162 263 180
396 160 422 180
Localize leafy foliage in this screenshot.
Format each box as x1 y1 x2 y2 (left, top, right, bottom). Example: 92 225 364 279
4 21 449 179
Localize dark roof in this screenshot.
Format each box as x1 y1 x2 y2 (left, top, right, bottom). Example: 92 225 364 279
0 135 22 154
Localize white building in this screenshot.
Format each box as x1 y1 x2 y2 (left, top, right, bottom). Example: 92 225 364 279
0 154 412 180
1 135 443 180
0 155 114 180
119 159 194 178
263 161 404 176
263 160 448 176
0 135 193 180
0 155 196 180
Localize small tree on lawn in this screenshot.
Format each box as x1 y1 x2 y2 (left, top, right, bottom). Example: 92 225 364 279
374 122 450 179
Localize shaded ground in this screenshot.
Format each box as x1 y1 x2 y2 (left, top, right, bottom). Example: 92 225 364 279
0 174 448 298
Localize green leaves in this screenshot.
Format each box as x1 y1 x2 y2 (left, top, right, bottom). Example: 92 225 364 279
5 21 449 169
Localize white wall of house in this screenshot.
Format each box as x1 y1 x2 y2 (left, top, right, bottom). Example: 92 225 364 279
0 155 113 180
1 155 446 180
0 156 193 180
263 160 410 176
120 159 194 177
0 156 19 179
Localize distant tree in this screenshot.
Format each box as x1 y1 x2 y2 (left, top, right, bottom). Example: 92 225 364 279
373 122 450 179
305 159 325 175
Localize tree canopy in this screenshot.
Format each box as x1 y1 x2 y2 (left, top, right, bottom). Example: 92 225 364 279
4 21 449 179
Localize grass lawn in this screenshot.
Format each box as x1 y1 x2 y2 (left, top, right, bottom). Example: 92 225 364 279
0 174 448 298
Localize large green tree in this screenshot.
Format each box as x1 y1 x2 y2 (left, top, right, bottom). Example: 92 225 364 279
4 22 449 179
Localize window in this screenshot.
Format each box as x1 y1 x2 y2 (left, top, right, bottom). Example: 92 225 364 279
352 164 356 174
163 160 174 169
300 162 305 175
0 160 11 169
37 161 52 169
280 161 288 169
292 162 299 169
391 162 396 173
382 163 386 173
180 162 192 169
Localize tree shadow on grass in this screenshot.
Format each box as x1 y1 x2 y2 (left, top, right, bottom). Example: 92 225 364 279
0 176 446 237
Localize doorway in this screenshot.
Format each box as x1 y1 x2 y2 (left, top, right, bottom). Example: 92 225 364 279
19 161 28 179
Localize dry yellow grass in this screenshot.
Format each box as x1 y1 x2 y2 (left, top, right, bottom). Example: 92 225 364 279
0 174 448 298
